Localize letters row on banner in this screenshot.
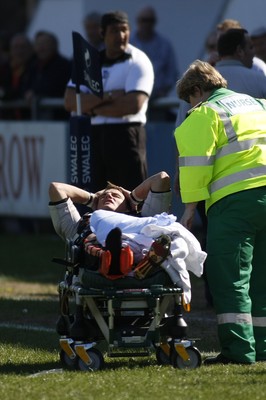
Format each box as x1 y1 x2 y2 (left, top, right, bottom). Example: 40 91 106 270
0 121 68 217
0 120 181 219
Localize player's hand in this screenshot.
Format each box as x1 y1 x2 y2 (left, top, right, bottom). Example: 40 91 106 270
119 186 138 212
91 189 105 210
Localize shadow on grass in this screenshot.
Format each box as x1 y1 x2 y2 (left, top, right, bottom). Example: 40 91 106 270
0 326 59 350
0 361 62 375
0 326 62 375
1 233 65 284
0 298 59 328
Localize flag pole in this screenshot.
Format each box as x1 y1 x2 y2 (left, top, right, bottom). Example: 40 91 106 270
76 85 82 116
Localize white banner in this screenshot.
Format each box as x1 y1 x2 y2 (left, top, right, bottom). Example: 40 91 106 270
0 121 68 217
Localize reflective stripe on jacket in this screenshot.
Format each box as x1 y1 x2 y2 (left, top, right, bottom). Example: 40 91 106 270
174 88 266 211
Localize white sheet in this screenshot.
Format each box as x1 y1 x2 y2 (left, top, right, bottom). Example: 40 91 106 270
90 210 207 304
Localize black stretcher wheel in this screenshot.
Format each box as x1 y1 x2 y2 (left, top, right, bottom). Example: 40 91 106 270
77 348 104 371
171 346 202 369
156 346 171 365
60 348 78 370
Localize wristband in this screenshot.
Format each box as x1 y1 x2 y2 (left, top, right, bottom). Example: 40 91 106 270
130 191 143 205
84 193 94 208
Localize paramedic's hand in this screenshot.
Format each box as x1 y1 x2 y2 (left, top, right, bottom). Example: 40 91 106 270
179 202 198 231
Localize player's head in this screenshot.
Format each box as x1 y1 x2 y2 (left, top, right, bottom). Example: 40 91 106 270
96 182 130 213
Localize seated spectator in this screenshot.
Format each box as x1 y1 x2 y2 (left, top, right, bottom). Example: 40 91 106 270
1 33 35 119
204 30 218 66
131 5 178 120
0 31 10 100
26 30 71 120
83 11 104 51
251 26 266 64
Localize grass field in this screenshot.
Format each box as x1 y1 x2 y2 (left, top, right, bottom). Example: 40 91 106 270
1 233 266 400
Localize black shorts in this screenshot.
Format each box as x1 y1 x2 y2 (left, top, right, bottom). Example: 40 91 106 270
90 123 148 191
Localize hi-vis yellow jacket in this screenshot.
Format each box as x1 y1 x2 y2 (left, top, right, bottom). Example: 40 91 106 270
174 88 266 212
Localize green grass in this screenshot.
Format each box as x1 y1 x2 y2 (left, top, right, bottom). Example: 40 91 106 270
0 233 65 283
1 233 266 400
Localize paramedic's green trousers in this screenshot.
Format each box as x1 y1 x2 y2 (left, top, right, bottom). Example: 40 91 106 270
206 187 266 363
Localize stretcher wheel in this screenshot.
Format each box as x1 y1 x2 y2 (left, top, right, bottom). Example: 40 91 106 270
77 348 104 371
156 346 170 365
171 346 202 369
60 348 78 370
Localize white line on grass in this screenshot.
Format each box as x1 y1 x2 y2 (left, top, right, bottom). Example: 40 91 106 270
0 315 215 334
0 322 55 333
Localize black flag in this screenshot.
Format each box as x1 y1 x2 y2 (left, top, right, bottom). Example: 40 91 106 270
71 31 103 98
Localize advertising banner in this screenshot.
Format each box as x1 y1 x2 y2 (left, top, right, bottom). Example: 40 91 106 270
0 121 68 217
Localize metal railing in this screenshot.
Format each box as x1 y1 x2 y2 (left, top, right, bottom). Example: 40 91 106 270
0 96 180 120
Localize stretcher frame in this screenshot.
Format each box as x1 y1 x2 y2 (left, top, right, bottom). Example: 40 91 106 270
56 260 202 371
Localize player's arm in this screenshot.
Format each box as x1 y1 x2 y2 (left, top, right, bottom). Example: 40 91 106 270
120 171 171 209
49 182 93 205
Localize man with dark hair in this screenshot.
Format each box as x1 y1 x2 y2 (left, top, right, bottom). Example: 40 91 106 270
215 28 266 98
217 28 249 59
64 10 154 191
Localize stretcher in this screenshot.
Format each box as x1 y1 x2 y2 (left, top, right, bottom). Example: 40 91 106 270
54 232 202 371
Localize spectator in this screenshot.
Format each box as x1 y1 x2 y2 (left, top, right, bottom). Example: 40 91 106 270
0 31 10 100
204 31 218 66
130 6 178 101
27 30 71 119
251 26 266 63
207 19 266 76
83 11 104 51
64 11 154 191
175 59 266 365
1 33 35 119
216 28 266 98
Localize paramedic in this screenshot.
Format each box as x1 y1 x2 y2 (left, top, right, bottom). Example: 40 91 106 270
174 59 266 365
